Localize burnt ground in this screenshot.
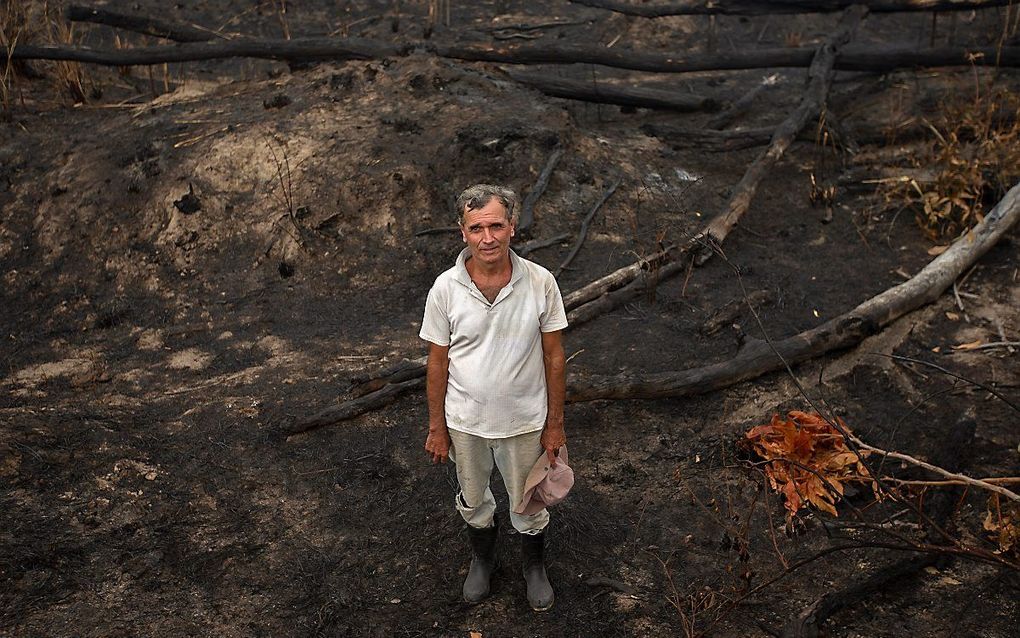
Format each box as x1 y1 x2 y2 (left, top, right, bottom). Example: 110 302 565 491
1 2 1019 637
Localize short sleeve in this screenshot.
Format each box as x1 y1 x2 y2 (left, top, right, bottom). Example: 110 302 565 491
419 282 452 346
539 273 568 333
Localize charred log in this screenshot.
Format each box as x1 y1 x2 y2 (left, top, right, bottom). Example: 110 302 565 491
697 4 867 257
66 4 221 42
507 71 722 113
289 181 1018 429
570 0 1017 17
285 378 425 435
11 40 1019 73
566 181 1020 402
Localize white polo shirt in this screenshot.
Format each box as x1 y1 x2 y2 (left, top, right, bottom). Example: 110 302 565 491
419 248 568 439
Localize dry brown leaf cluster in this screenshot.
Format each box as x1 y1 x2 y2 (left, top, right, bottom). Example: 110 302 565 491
745 411 874 521
880 86 1020 241
984 494 1019 556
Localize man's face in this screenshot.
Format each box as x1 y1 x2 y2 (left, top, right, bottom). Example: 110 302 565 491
460 197 515 267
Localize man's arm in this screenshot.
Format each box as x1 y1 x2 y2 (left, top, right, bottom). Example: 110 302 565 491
540 330 566 464
425 341 452 464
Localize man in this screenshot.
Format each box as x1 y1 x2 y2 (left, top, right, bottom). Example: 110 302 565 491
419 184 568 611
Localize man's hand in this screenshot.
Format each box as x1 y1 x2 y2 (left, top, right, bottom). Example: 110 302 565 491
425 426 451 464
541 330 567 465
424 342 451 464
541 424 566 465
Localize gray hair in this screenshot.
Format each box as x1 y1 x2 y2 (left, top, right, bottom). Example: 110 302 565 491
455 184 519 226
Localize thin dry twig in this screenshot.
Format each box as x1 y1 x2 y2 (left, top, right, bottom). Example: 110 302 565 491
853 439 1020 502
870 352 1020 413
555 178 620 277
518 146 564 233
952 341 1020 352
952 279 971 321
886 477 1020 487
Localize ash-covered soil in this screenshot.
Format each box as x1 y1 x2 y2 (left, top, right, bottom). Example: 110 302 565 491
1 2 1018 637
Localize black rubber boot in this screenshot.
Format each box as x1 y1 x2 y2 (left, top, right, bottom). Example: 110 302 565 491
521 531 554 611
463 522 498 603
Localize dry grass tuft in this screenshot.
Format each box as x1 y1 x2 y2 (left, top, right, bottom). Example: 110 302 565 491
1 0 95 113
782 31 803 48
0 0 30 114
43 5 89 103
879 84 1020 242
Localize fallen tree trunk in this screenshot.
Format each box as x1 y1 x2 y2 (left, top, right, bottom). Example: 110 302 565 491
441 42 1020 73
9 38 403 66
10 39 1019 73
697 4 866 256
506 70 722 113
562 244 677 310
65 4 223 42
59 6 721 113
570 0 1017 17
288 182 1019 432
307 7 862 406
47 5 1020 73
707 73 779 130
566 180 1020 401
567 5 867 325
568 255 691 325
286 378 424 435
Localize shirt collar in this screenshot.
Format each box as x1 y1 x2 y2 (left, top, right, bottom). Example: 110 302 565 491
454 248 525 287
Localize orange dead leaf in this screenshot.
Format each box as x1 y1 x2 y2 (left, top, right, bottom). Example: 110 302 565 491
953 339 985 351
984 495 1019 556
745 411 874 522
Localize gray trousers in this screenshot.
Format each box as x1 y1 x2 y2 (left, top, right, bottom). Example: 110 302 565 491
448 428 550 534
